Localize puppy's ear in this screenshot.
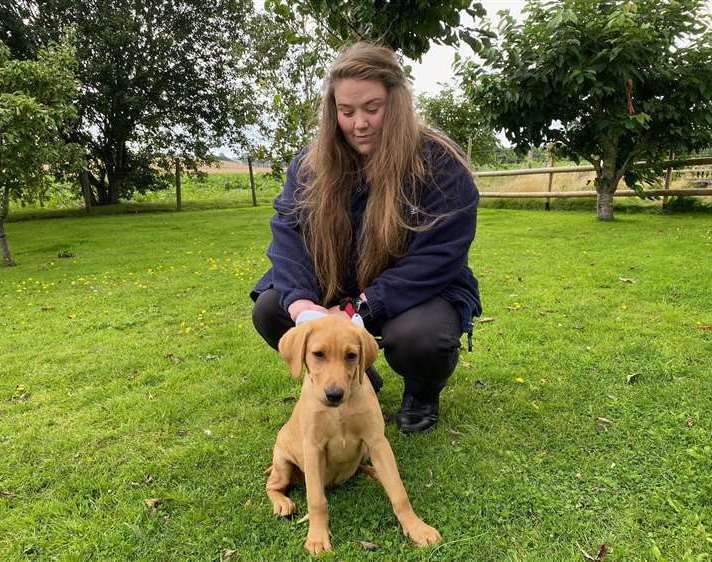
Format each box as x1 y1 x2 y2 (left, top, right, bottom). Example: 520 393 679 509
358 329 379 385
278 323 312 378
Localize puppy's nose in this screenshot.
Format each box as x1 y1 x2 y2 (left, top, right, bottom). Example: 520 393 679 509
324 386 345 404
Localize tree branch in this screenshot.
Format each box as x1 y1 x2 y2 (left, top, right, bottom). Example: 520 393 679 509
614 149 639 186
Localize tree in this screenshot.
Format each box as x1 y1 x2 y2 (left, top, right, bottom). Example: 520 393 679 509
0 1 37 59
249 1 335 175
458 0 712 219
0 40 80 266
29 0 261 205
416 85 500 165
289 0 489 60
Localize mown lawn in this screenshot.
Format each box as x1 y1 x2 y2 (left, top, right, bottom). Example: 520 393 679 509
1 203 711 561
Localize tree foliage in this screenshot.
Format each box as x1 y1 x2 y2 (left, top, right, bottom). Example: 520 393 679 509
0 40 80 265
417 86 500 165
458 0 712 219
0 1 37 59
248 1 335 175
258 0 496 173
28 0 262 205
288 0 489 60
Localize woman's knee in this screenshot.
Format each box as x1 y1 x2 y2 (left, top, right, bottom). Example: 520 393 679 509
252 289 292 350
384 331 460 379
381 299 462 379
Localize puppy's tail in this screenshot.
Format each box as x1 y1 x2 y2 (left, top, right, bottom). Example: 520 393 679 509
264 464 273 476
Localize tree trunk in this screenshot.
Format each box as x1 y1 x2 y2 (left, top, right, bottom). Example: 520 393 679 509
594 141 621 220
93 170 109 205
107 169 123 204
594 172 620 220
104 140 127 205
0 186 16 266
175 158 182 211
248 155 257 207
596 189 614 220
79 169 93 212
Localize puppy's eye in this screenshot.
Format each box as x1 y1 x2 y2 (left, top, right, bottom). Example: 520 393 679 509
345 352 358 362
312 351 325 359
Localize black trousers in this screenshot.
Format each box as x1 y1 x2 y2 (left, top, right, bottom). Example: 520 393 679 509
251 289 462 398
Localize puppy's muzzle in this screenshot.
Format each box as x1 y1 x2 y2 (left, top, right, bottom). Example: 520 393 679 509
324 386 345 406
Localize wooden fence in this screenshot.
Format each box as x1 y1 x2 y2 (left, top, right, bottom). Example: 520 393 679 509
474 156 712 207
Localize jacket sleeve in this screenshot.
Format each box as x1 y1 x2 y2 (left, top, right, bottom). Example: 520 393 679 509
267 156 322 311
363 157 479 322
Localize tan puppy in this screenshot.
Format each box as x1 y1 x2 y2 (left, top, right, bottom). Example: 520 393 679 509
266 315 441 554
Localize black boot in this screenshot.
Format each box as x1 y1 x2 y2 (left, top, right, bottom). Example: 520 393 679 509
395 391 439 434
365 366 383 394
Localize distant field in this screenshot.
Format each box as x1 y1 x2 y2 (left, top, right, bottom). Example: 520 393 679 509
199 160 272 174
7 172 284 222
475 169 697 194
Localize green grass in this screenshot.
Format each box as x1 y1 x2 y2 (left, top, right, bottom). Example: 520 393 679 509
7 172 283 222
1 204 711 561
9 169 709 220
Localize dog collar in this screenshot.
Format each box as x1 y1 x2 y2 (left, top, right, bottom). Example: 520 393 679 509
340 300 357 318
339 297 372 323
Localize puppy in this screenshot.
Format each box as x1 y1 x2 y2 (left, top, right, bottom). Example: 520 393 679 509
266 315 441 554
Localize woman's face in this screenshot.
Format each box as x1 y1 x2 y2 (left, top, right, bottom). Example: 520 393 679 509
334 78 388 156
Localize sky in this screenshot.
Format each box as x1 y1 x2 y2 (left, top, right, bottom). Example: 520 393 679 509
406 0 526 96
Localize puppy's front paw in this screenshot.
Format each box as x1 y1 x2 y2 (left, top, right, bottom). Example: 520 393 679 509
404 518 442 547
272 496 296 517
304 526 332 554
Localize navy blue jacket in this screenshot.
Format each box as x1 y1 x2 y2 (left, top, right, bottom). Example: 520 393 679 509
251 140 482 334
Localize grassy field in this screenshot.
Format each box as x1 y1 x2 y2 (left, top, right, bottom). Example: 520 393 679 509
8 172 283 222
9 167 710 222
1 200 711 560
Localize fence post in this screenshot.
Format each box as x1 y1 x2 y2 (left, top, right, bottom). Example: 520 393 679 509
175 158 182 211
248 155 257 207
663 151 674 209
467 136 472 164
545 146 555 211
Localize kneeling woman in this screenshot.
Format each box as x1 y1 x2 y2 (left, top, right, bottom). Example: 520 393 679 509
251 42 482 433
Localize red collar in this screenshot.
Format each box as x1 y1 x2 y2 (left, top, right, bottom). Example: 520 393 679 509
342 301 357 318
339 298 357 318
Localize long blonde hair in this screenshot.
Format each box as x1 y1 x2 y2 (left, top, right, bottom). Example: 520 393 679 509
298 42 470 305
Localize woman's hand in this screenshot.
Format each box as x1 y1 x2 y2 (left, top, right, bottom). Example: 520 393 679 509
288 299 328 323
328 305 351 320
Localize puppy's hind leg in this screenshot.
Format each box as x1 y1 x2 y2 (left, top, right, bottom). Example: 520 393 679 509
266 451 298 517
358 464 380 483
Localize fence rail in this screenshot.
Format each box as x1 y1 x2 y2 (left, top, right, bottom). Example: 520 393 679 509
474 156 712 200
479 188 712 199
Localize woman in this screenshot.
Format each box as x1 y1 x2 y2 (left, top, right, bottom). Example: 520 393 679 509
251 42 481 434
